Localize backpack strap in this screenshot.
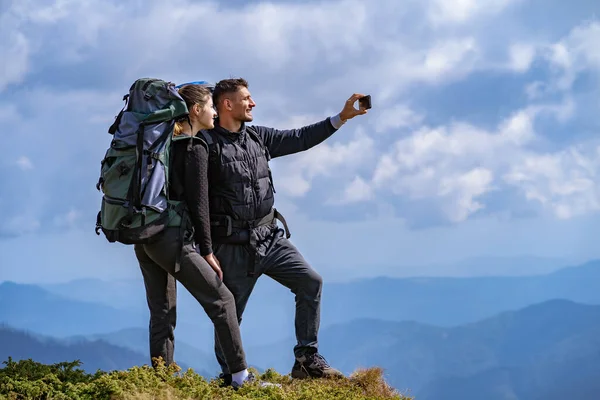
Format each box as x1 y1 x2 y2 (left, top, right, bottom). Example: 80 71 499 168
246 125 288 237
126 124 146 215
199 129 217 152
171 133 209 166
199 130 221 180
108 93 130 135
246 125 276 194
246 125 271 161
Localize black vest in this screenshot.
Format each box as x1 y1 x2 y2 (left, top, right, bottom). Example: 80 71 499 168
202 124 275 230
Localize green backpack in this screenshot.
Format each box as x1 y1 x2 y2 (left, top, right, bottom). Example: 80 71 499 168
95 78 200 245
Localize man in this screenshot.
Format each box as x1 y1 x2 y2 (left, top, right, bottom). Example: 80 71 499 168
201 78 368 382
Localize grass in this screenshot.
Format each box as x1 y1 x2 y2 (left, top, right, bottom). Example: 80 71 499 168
0 357 412 399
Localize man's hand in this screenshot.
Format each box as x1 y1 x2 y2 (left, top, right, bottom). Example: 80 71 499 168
203 253 223 281
339 93 369 121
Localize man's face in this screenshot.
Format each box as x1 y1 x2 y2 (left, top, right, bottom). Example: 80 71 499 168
227 86 256 122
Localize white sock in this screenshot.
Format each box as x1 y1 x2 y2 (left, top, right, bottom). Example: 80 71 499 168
231 369 249 386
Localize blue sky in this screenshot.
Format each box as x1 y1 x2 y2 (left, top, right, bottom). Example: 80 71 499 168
1 0 600 284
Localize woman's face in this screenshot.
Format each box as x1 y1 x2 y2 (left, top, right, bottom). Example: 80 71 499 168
195 95 217 130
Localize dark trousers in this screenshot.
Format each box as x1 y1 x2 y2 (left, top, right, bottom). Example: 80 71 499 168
134 227 247 373
213 226 323 374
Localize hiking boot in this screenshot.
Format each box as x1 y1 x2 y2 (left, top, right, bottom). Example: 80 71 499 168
291 353 345 379
230 371 281 390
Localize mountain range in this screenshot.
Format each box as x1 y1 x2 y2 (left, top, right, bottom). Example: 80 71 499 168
13 259 600 347
0 324 148 373
238 299 600 399
3 259 600 399
2 299 600 399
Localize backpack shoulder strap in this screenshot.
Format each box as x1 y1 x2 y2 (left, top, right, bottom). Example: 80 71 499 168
108 93 130 135
246 125 271 161
246 125 276 194
197 130 220 185
198 130 220 161
198 129 214 146
245 125 261 144
172 133 209 153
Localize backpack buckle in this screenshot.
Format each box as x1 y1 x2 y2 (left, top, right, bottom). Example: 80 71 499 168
210 215 233 237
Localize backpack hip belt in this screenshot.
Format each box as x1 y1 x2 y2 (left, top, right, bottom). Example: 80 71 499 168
210 208 291 239
211 208 291 277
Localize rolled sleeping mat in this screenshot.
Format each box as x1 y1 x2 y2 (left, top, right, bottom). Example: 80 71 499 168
175 80 215 92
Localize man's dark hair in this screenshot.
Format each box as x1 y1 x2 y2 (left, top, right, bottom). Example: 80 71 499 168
213 78 249 107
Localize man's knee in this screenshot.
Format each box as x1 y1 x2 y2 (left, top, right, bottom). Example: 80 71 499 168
300 268 323 300
311 269 323 290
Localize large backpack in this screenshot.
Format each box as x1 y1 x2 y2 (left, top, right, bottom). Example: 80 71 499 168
95 78 193 245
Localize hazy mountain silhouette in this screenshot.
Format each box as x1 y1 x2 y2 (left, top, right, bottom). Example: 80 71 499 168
0 324 148 373
247 299 600 400
29 259 600 345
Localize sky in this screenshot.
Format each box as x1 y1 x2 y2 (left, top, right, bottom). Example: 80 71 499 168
1 0 600 284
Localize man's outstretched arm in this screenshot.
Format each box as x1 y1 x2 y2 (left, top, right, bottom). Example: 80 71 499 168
254 93 368 158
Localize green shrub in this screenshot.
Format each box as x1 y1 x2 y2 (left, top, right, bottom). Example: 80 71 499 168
0 357 412 399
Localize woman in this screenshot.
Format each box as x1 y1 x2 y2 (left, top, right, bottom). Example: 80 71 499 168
133 83 252 388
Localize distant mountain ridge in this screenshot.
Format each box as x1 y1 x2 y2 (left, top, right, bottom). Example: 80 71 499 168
0 324 149 373
79 327 219 374
0 281 145 336
247 299 600 400
3 299 600 399
0 281 216 347
2 259 600 350
3 265 600 398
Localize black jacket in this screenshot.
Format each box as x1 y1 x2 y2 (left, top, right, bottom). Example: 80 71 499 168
203 117 338 240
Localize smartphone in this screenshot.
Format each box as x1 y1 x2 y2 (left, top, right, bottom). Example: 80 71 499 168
358 95 372 110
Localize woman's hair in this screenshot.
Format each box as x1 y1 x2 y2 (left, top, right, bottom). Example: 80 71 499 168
173 84 212 136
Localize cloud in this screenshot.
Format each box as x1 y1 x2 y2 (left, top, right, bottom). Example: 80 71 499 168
320 35 482 105
504 144 600 219
0 214 40 238
264 200 600 280
275 128 375 197
3 206 599 284
369 122 503 222
508 43 536 72
375 104 424 134
511 38 579 100
336 176 374 204
0 227 141 283
439 167 494 222
0 86 121 237
525 81 548 100
0 10 30 90
428 0 521 25
542 21 600 92
422 38 478 78
1 0 529 106
0 104 18 123
16 156 33 171
2 0 600 284
0 0 599 244
53 209 81 228
3 0 374 90
365 100 572 222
